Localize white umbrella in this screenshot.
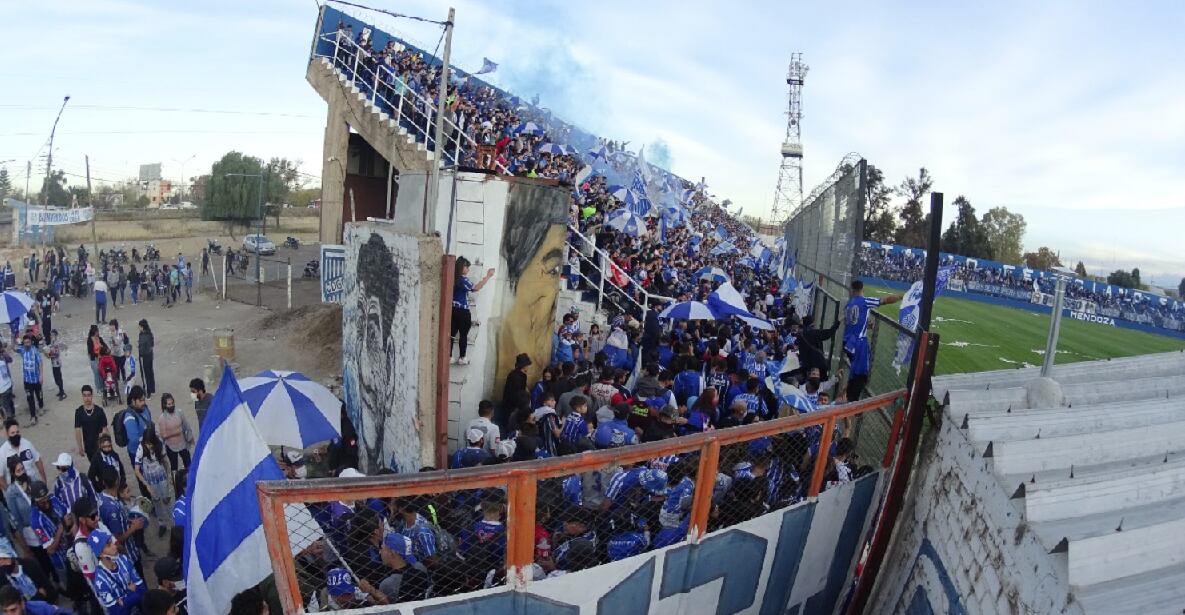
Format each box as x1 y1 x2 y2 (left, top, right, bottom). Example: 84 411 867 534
238 370 341 448
658 301 719 320
0 291 34 323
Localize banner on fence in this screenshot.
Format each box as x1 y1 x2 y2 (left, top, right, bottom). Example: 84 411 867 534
27 206 94 226
1067 310 1116 326
892 266 955 373
320 244 346 303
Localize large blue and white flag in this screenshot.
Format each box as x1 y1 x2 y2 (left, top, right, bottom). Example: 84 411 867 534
185 366 291 614
475 57 498 75
892 266 955 373
707 282 754 318
628 171 653 217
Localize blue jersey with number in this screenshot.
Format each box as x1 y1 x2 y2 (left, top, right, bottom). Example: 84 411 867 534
843 296 881 345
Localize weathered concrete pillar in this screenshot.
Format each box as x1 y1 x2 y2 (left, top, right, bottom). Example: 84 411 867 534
319 108 349 245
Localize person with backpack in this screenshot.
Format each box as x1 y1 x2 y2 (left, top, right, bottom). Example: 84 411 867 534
114 387 152 497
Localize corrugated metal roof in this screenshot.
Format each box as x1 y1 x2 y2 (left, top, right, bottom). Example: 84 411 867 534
934 350 1185 615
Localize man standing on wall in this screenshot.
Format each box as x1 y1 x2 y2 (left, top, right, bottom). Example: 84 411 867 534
843 280 900 401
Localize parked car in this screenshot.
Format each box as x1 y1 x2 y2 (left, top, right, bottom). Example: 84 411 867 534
243 233 276 255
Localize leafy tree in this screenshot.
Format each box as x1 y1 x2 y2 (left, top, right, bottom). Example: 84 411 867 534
939 196 990 258
0 167 11 202
981 206 1026 264
135 195 150 208
1023 247 1063 270
190 174 210 207
1108 269 1135 288
39 170 70 206
204 152 275 222
1074 261 1087 277
1131 268 1141 289
289 186 321 209
862 164 896 242
893 167 932 248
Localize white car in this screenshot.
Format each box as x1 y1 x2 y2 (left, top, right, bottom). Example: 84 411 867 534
243 234 276 255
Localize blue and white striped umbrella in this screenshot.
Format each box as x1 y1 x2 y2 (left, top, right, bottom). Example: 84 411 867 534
694 266 729 284
515 121 545 136
658 301 719 321
586 145 608 160
537 142 567 156
606 209 646 237
0 291 34 323
238 370 341 448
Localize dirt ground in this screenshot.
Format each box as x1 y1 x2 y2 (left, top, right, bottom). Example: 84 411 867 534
11 273 342 589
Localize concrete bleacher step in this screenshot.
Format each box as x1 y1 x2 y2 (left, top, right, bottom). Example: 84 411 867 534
948 374 1185 421
1074 560 1185 615
1019 455 1185 522
1000 450 1185 497
1056 500 1185 588
988 418 1185 475
933 350 1185 401
966 397 1185 443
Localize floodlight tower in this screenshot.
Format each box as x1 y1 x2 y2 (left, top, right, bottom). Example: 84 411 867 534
770 53 808 224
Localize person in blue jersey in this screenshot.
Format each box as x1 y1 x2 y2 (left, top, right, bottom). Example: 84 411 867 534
461 493 506 563
27 482 66 587
592 404 637 449
0 584 71 615
605 511 649 562
88 530 144 615
531 392 562 458
545 507 597 574
732 378 769 420
654 458 696 549
671 358 703 406
391 497 441 570
95 469 142 577
51 454 94 515
449 257 494 366
558 396 590 448
843 280 900 401
603 467 667 511
170 470 187 534
450 430 491 469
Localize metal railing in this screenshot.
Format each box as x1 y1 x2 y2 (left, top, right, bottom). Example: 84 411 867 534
312 33 510 175
565 224 674 322
257 388 909 613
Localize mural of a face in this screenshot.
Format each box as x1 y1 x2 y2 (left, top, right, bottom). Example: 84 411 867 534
342 229 425 474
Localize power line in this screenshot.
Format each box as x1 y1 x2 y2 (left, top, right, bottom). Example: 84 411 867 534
0 104 315 119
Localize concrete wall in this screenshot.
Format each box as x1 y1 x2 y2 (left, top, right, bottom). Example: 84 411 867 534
868 416 1082 615
354 472 883 615
341 223 442 473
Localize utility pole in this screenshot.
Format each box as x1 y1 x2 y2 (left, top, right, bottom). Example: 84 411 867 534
86 156 98 258
425 7 454 234
43 95 71 206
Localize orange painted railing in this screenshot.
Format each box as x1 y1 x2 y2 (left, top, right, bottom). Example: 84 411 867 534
258 388 908 614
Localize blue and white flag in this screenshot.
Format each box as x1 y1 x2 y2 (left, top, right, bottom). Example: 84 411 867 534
714 225 728 241
628 171 653 216
185 366 291 614
892 266 955 373
658 214 667 243
475 57 498 75
707 282 753 318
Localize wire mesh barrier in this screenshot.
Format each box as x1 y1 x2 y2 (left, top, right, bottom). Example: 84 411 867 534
221 253 295 309
781 154 866 300
257 389 908 613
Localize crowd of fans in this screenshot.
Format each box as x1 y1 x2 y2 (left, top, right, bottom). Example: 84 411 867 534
858 246 1185 331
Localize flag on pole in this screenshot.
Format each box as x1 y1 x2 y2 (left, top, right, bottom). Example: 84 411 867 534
185 366 290 614
475 57 498 75
892 266 955 373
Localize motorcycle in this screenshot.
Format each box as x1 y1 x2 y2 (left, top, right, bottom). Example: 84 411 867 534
284 236 300 249
144 244 161 261
207 239 223 255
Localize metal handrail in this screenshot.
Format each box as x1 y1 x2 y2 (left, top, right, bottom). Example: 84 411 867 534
566 223 674 317
314 32 511 175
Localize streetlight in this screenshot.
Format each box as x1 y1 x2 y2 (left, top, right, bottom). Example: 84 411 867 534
172 154 195 203
43 95 71 206
223 171 264 307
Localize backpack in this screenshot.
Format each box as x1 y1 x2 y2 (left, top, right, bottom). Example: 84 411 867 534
112 409 130 446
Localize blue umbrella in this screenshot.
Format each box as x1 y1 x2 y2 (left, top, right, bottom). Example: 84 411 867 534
537 142 567 156
515 121 545 136
238 370 342 448
606 209 646 237
694 266 729 285
658 301 719 321
0 291 34 324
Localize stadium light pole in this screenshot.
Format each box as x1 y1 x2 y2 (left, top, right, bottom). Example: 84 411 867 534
425 7 455 234
1041 276 1067 377
223 172 264 307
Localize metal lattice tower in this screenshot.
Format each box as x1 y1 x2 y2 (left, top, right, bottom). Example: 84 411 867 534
770 53 808 224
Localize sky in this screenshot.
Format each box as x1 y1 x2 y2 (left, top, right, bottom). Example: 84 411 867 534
3 0 1183 286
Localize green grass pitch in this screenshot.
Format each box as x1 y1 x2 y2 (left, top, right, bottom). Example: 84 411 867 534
865 285 1185 375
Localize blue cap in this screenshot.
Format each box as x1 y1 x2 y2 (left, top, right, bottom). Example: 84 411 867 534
326 567 357 597
639 469 668 494
87 529 114 556
382 532 418 565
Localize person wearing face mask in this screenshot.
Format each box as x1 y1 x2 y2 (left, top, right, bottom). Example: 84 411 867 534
0 419 45 492
187 379 212 429
800 367 842 406
87 434 125 492
153 394 192 473
88 529 144 615
132 432 171 539
4 460 38 554
27 482 68 592
51 453 95 514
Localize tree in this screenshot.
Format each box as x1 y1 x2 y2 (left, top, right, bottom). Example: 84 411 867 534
190 174 210 207
981 206 1026 264
39 170 70 206
1108 269 1135 288
893 167 932 248
204 152 271 222
1074 261 1087 277
862 164 896 243
1023 246 1062 270
1131 268 1141 289
135 195 150 208
939 195 990 258
0 167 11 202
289 186 321 209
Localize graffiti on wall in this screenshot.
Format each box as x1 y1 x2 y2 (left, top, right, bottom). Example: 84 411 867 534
353 473 881 614
342 226 423 473
496 183 568 389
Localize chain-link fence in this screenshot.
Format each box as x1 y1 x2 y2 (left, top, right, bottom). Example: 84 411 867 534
257 388 909 613
782 154 866 302
220 253 294 309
